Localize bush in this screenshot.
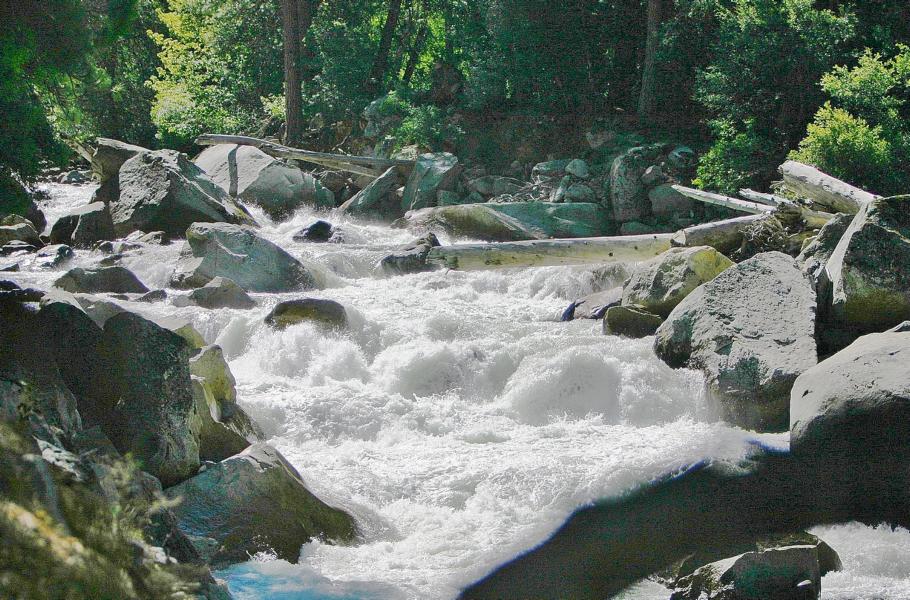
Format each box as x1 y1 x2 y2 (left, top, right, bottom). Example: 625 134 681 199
694 121 778 194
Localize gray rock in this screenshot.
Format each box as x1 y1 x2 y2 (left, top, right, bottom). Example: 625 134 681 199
0 222 41 247
195 144 333 219
565 159 591 179
467 175 524 197
401 153 462 211
640 165 666 187
399 202 612 242
610 146 662 221
137 289 166 303
823 196 910 333
531 159 572 182
188 276 256 309
113 150 256 237
34 244 73 269
165 443 357 566
622 246 734 318
338 166 403 219
50 202 115 247
189 345 262 447
797 213 851 287
97 311 200 486
790 329 910 519
293 220 334 243
564 288 622 321
649 184 694 219
171 222 317 292
380 232 440 275
265 298 348 330
670 545 832 600
603 305 664 338
655 252 817 431
58 170 89 184
91 137 148 183
54 266 149 294
564 183 596 204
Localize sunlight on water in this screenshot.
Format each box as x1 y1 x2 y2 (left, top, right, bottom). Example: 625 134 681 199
12 183 910 599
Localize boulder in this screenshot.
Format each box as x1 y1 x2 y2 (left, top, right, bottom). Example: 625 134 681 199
188 276 256 309
467 175 524 198
649 184 694 219
165 443 357 566
34 244 73 269
170 222 318 292
91 137 148 183
194 144 333 219
112 150 256 237
0 222 41 247
293 219 334 243
822 195 910 333
797 213 852 289
562 288 622 321
338 166 403 219
603 305 664 338
398 202 612 242
401 153 462 211
380 232 440 275
54 266 149 294
531 159 572 182
790 329 910 522
565 159 591 179
96 311 200 486
655 252 817 431
189 345 262 445
622 246 734 317
610 145 662 221
49 202 115 247
640 165 667 187
670 545 832 600
564 183 596 203
265 298 348 330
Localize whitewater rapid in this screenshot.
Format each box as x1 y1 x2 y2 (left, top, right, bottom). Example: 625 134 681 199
13 183 910 599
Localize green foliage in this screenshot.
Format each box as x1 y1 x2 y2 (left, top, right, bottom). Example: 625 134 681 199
792 46 910 194
395 104 464 151
695 0 855 191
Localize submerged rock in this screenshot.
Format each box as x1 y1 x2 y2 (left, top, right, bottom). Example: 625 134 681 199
564 287 622 321
165 443 357 566
195 143 334 219
54 266 149 294
399 201 612 242
655 252 817 431
265 298 348 330
622 246 734 318
112 150 256 237
171 222 318 292
293 219 335 243
380 232 440 275
34 244 73 269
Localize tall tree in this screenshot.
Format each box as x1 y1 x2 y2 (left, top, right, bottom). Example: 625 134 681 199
638 0 665 121
281 0 303 144
367 0 403 96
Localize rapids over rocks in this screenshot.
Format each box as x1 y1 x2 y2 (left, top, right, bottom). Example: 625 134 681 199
13 182 910 600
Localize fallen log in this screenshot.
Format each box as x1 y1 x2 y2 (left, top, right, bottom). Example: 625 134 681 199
426 233 674 271
671 214 767 254
194 133 415 178
738 189 789 207
672 186 774 215
778 161 878 214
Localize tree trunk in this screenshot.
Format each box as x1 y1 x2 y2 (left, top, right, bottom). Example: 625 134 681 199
367 0 404 96
637 0 664 122
402 24 429 84
281 0 302 145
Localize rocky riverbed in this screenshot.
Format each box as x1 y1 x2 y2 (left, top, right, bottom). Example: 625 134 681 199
2 141 910 599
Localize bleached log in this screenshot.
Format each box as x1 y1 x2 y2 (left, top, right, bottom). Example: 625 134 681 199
671 214 767 254
778 161 878 214
738 189 789 207
426 234 675 271
672 185 775 215
194 134 414 178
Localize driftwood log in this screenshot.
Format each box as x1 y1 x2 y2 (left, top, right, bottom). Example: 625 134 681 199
778 161 878 214
672 185 774 215
194 133 415 178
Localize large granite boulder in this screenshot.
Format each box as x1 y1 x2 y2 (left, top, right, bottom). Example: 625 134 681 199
610 145 662 222
399 202 612 242
655 252 818 431
603 305 663 338
49 202 115 247
822 195 910 333
338 166 404 219
170 222 318 292
188 276 255 309
112 150 256 237
96 311 200 486
790 328 910 523
622 246 734 317
91 137 148 183
54 266 149 294
0 222 41 247
194 144 333 219
401 153 462 211
165 443 357 566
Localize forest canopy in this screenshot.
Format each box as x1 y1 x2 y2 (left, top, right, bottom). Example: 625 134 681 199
3 0 910 206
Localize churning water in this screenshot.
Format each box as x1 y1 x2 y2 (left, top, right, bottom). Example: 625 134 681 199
12 183 910 599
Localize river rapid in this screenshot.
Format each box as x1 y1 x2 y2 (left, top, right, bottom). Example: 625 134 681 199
11 182 910 600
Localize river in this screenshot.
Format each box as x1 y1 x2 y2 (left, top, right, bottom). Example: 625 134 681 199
10 182 910 599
